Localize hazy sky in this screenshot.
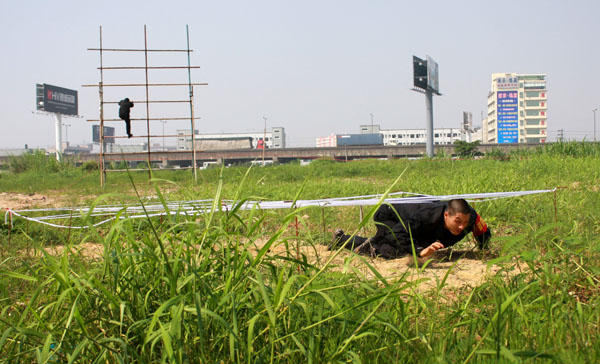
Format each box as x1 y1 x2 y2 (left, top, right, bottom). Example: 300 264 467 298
1 0 599 149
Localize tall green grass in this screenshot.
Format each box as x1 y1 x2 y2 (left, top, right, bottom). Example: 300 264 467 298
0 147 599 362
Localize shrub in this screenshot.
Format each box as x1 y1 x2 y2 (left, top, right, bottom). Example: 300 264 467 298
453 140 481 157
81 160 99 171
7 150 72 174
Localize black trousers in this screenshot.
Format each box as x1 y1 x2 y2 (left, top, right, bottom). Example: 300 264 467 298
335 232 405 259
121 117 131 136
334 205 410 259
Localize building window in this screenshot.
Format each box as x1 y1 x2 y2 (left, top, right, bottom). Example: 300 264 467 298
526 100 540 107
435 133 439 138
410 134 415 138
520 92 524 98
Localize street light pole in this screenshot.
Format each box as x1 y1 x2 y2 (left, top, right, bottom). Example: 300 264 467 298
370 113 374 132
62 123 71 146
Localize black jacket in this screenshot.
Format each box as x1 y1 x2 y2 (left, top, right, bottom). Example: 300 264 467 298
118 98 134 120
372 201 490 255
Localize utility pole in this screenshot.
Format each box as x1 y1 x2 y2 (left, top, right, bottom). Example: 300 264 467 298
558 129 564 142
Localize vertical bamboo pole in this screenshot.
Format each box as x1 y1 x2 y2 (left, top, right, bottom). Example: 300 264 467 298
186 25 197 182
99 26 106 186
321 207 326 241
144 25 152 180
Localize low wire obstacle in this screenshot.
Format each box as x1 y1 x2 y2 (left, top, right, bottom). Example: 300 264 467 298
4 189 555 230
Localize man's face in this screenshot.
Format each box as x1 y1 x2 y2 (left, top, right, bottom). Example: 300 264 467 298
444 211 470 235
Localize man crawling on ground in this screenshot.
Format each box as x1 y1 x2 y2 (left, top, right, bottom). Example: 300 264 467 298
331 198 491 259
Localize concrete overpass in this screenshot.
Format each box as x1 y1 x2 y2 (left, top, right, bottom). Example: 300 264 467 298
0 143 538 168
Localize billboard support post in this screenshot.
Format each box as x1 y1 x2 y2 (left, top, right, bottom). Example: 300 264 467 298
54 113 63 161
425 90 434 157
412 55 440 158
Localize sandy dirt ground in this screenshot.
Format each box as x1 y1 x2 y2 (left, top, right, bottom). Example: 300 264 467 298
0 192 60 210
252 239 511 295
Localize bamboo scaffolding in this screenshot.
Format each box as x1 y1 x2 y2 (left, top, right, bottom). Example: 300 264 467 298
85 25 205 186
101 100 192 104
97 66 200 70
82 83 207 87
87 117 201 122
103 134 194 139
88 48 193 52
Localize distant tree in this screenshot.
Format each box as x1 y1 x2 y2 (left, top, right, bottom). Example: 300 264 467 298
453 140 481 158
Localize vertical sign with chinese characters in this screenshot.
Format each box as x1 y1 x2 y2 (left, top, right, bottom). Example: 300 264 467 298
497 91 518 143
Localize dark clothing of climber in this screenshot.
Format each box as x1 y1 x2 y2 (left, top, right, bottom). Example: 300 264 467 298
332 200 491 259
118 98 134 138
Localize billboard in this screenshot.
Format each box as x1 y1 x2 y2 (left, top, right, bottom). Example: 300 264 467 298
336 133 383 146
426 55 439 94
412 55 440 94
92 125 115 144
497 91 518 143
413 56 428 90
496 76 519 89
36 83 78 115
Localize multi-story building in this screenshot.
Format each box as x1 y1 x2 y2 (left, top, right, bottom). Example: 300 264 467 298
375 127 464 146
317 126 465 147
484 73 547 144
176 127 286 150
361 125 464 146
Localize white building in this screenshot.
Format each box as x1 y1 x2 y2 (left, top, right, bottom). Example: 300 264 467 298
484 73 547 144
176 127 286 150
316 134 337 147
375 127 464 146
361 125 464 146
317 126 465 147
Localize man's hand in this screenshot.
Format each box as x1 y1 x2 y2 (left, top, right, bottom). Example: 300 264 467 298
420 241 444 257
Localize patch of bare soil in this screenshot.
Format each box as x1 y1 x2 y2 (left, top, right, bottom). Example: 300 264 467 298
0 192 61 210
44 242 105 259
253 240 506 295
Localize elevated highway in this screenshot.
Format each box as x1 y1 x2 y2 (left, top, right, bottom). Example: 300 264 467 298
0 143 539 168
